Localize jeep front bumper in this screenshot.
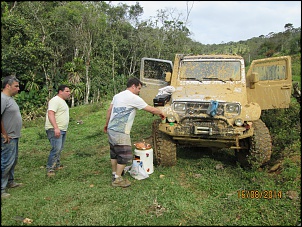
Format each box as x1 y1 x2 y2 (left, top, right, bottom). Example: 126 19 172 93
158 118 253 149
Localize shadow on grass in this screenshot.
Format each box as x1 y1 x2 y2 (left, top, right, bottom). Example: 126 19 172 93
176 146 238 167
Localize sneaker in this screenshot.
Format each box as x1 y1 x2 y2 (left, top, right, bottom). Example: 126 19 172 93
112 170 125 182
55 164 64 170
1 192 11 199
112 176 131 188
47 170 55 177
7 182 23 188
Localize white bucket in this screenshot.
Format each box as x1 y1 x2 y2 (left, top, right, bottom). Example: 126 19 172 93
134 148 154 174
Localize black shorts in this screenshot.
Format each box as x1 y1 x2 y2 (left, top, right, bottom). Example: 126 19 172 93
109 143 133 164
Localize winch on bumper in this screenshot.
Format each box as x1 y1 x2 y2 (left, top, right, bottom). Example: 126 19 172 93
157 116 254 149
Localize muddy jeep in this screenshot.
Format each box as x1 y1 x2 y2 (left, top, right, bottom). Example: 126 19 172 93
140 54 292 168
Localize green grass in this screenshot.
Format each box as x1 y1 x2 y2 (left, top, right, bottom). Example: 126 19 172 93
1 101 300 226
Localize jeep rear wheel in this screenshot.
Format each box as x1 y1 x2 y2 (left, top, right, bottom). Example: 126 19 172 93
152 119 177 166
236 119 272 168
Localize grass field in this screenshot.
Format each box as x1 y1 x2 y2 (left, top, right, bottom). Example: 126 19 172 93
1 100 300 226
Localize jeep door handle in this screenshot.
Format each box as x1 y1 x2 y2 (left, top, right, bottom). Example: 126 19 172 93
281 85 291 90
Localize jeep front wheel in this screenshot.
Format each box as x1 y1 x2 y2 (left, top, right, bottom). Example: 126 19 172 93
235 119 272 168
152 119 177 166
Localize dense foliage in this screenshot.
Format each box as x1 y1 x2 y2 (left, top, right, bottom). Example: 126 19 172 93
1 1 301 120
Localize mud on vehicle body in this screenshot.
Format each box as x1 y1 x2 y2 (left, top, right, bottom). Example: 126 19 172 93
140 54 292 168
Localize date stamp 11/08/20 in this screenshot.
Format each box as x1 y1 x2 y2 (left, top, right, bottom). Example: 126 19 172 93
238 190 282 199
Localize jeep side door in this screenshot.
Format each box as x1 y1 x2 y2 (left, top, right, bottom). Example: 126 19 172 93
139 57 173 105
246 56 292 109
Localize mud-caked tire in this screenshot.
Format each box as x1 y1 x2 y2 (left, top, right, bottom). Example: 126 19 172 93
152 119 177 166
235 119 272 168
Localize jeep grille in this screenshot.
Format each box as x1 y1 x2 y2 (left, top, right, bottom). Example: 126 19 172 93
173 101 241 116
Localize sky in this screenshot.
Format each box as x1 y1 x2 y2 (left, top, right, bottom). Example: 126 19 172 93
107 1 301 44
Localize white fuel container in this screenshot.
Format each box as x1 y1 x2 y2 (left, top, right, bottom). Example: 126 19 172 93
134 148 154 174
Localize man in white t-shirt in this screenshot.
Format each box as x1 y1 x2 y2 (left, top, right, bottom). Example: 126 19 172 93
104 77 165 187
45 85 71 177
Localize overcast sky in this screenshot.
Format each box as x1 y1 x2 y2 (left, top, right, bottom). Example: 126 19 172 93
108 1 301 44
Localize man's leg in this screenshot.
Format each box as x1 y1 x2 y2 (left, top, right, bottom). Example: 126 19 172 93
116 163 126 177
55 132 66 169
110 158 117 173
1 138 17 195
111 145 132 187
8 139 23 188
46 129 63 174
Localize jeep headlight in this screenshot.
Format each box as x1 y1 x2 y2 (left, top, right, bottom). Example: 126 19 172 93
225 103 240 114
174 102 186 113
167 114 176 123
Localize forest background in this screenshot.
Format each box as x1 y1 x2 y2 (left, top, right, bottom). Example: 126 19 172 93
1 1 301 119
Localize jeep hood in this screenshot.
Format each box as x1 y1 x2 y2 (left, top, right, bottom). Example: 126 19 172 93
171 84 247 103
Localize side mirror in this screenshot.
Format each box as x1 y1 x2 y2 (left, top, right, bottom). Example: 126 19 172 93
250 72 259 89
165 72 172 82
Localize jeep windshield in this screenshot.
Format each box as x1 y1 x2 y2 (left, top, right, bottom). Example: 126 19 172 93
179 60 241 81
